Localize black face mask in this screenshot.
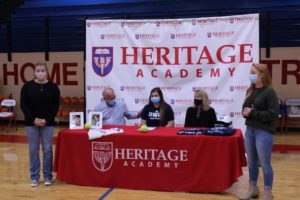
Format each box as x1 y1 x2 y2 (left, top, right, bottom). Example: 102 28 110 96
194 99 203 106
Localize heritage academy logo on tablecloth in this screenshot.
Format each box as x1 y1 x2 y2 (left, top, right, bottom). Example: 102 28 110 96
92 142 189 172
92 142 113 172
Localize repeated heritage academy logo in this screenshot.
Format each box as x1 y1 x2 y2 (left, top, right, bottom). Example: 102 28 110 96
231 16 258 24
197 18 218 25
207 31 234 38
170 99 193 105
160 86 182 93
134 98 148 104
100 33 125 40
120 21 146 27
229 85 248 92
88 21 111 27
210 98 234 105
192 86 218 93
135 33 160 40
92 47 113 77
155 20 183 27
120 86 146 92
92 142 113 172
87 85 109 92
170 33 196 39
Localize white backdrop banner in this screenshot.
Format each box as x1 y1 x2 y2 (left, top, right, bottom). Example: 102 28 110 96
85 14 259 129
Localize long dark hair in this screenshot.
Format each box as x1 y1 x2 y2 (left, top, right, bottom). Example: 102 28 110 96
148 87 167 126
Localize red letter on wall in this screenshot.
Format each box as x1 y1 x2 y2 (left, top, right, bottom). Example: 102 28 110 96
48 63 61 84
282 60 300 85
63 63 78 85
3 63 18 85
20 63 35 83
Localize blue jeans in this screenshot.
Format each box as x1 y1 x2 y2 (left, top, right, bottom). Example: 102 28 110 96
25 126 54 181
245 125 274 190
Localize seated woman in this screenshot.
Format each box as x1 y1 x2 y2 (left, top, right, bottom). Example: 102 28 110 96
184 89 217 128
141 87 174 127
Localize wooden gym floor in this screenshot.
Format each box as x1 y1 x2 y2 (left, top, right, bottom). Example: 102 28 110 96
0 125 299 200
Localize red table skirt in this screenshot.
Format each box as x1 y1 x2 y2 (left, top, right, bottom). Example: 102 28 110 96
54 126 247 192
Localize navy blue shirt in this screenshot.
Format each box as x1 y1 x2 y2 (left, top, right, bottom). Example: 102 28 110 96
141 103 174 127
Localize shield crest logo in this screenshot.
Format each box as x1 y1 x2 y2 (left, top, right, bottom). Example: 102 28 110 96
135 99 139 104
156 21 160 27
230 112 234 117
171 99 175 104
92 47 113 77
207 32 212 38
171 34 175 39
230 86 234 92
192 19 196 25
101 34 105 39
92 142 113 172
135 34 140 39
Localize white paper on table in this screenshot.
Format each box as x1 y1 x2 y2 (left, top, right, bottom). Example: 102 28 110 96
88 128 124 140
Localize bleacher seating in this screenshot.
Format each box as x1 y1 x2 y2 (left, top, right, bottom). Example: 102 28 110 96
1 0 300 52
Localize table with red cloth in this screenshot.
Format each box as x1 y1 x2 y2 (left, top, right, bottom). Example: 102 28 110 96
54 126 247 192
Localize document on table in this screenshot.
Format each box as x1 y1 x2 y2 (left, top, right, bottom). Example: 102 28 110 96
88 128 124 140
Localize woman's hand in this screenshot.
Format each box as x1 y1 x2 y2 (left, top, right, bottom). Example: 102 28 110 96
33 118 47 126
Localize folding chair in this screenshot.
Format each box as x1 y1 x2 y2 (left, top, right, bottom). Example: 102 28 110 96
0 99 17 132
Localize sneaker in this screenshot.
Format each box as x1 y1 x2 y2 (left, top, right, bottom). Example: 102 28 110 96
30 180 39 187
44 180 52 186
260 191 273 200
240 185 260 200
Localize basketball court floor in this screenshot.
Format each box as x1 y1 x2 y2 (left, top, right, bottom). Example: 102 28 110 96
0 125 299 200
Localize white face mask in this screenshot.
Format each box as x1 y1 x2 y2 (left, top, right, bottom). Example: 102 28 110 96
35 72 47 80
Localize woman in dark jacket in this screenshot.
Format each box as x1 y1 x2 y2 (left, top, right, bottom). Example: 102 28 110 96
184 89 216 128
20 62 60 187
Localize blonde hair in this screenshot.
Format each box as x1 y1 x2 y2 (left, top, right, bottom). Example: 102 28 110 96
35 62 47 68
245 63 272 99
34 62 49 79
194 89 210 111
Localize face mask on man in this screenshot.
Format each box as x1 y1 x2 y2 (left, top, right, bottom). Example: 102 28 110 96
194 99 203 106
249 74 258 84
151 97 160 104
106 99 116 107
35 72 47 80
